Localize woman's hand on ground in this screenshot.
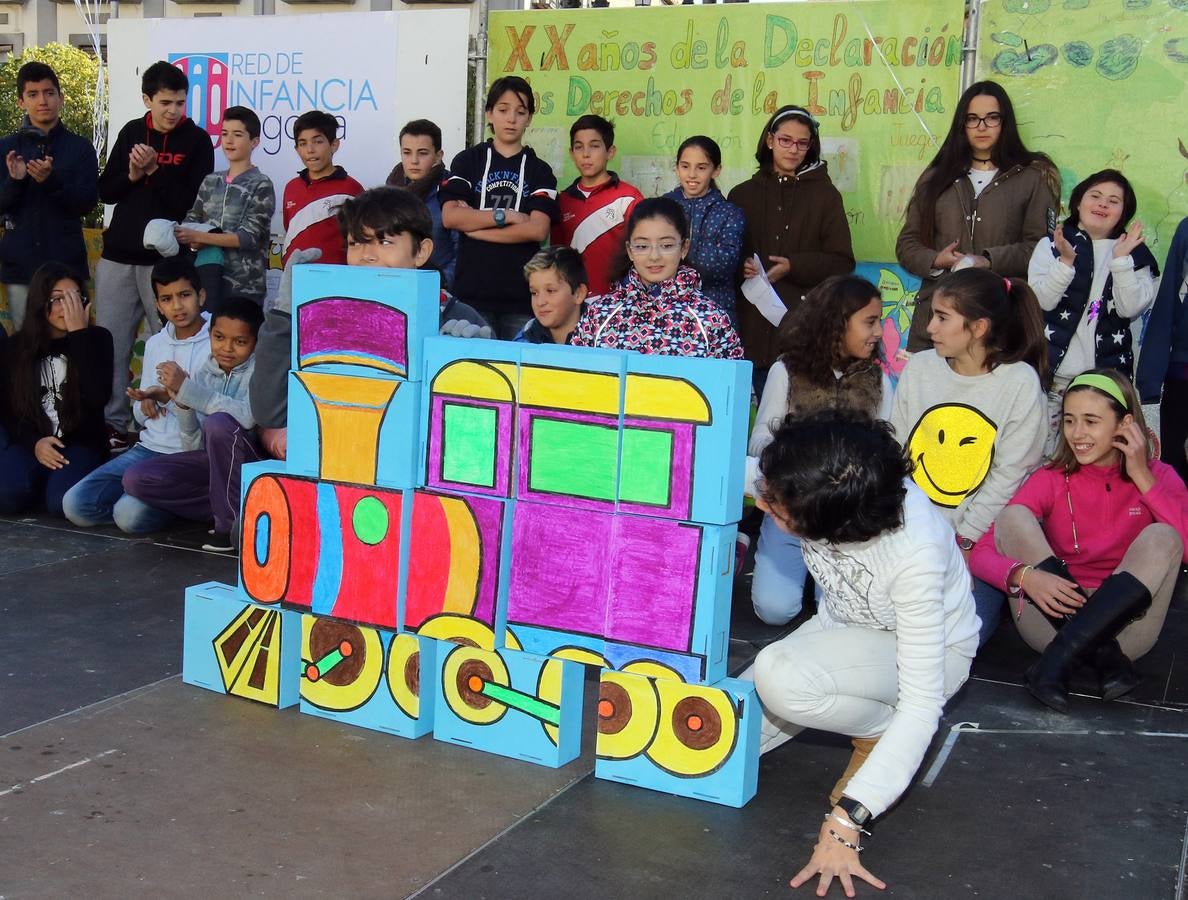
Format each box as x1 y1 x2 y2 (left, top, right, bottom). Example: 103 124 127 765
34 436 67 470
790 818 885 897
1020 568 1084 617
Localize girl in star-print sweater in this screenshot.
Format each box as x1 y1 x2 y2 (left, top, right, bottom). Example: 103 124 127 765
570 197 743 360
1026 169 1157 446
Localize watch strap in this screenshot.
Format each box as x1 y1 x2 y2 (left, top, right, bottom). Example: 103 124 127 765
837 796 872 828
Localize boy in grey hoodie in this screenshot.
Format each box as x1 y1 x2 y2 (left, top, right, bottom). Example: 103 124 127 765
121 298 264 551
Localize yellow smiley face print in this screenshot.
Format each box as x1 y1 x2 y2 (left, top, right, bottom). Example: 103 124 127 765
906 404 998 508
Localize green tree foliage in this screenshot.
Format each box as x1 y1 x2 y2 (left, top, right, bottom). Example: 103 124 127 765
0 43 104 156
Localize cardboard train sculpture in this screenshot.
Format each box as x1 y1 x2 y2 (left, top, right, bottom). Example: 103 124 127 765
182 264 761 806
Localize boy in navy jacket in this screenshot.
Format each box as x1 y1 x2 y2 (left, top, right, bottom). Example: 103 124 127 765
0 61 98 330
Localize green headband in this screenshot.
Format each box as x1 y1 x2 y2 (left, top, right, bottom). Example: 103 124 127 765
1068 373 1129 409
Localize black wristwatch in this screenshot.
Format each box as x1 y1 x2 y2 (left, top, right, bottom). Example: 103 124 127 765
493 207 507 228
837 796 873 830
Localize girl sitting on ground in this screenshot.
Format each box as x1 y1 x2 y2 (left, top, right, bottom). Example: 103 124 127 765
890 267 1048 646
970 369 1188 712
0 263 112 516
746 275 891 626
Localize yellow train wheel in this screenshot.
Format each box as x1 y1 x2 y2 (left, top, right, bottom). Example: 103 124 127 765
300 618 382 712
386 633 423 719
595 670 659 761
442 644 509 725
646 680 739 777
418 613 497 650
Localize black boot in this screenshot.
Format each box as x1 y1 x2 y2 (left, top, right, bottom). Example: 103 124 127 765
1026 572 1152 713
1094 640 1141 701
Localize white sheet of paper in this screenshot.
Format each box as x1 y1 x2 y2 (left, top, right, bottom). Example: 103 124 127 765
740 253 788 327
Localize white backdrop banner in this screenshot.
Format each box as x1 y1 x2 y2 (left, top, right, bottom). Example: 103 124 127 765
107 10 470 239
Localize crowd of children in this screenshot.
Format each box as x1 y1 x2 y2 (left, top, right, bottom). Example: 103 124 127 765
3 57 1188 891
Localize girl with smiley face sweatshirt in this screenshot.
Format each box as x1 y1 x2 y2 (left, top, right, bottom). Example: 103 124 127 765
890 268 1047 646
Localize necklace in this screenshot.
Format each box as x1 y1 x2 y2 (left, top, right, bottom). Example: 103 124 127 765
1064 474 1080 555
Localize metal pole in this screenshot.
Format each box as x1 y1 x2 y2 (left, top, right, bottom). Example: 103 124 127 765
471 0 489 146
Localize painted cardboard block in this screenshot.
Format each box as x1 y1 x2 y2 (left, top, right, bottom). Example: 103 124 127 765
506 501 611 661
286 370 422 489
402 489 513 651
507 500 734 684
291 264 440 381
422 337 521 497
619 354 751 526
239 467 410 630
603 513 735 685
298 616 437 739
183 581 301 708
431 643 584 768
516 344 628 512
594 672 760 808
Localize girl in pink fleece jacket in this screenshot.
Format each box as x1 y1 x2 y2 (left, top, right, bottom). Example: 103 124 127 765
971 369 1188 712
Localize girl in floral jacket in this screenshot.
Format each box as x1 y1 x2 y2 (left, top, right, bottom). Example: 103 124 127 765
570 196 743 360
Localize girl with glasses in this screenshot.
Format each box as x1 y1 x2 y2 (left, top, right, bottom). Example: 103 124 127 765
898 80 1059 353
727 105 855 394
970 369 1187 712
0 262 113 516
570 196 743 359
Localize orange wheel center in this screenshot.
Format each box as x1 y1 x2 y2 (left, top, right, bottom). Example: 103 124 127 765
686 715 704 731
597 699 615 719
467 675 485 693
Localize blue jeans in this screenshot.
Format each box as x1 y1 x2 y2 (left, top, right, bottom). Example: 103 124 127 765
972 576 1005 647
752 513 813 625
61 443 176 533
0 432 107 517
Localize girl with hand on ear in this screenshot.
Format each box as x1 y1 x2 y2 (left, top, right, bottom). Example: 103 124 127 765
970 369 1188 712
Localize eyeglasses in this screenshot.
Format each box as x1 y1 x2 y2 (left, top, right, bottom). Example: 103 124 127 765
964 112 1002 129
628 241 682 257
772 135 812 151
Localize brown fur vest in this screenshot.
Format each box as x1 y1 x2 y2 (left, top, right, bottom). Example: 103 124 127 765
785 359 883 417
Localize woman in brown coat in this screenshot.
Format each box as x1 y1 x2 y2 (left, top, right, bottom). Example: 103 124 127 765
898 80 1060 352
728 106 854 391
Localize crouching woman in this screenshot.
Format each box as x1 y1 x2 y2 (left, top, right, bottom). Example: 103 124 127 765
751 409 979 896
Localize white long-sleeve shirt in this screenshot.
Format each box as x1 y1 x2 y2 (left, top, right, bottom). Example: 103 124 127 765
1027 237 1157 379
805 481 980 817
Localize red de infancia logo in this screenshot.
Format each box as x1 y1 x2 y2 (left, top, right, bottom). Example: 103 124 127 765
167 50 377 155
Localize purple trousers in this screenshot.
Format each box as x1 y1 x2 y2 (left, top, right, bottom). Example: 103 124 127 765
122 412 263 532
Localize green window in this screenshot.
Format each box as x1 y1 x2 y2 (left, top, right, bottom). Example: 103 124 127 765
529 418 617 501
619 427 673 507
441 403 497 487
